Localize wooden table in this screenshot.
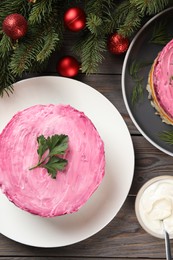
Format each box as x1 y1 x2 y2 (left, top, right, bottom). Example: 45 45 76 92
0 32 173 260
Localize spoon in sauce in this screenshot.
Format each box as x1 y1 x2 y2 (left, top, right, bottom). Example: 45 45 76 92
162 221 172 260
148 199 172 260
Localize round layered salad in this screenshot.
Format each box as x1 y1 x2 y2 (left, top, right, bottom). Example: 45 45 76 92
0 104 105 217
147 39 173 125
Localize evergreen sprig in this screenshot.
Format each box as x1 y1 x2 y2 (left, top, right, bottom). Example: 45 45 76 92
159 131 173 145
149 20 172 45
74 33 106 74
117 6 142 37
28 0 54 24
129 60 144 105
129 60 152 105
130 0 170 15
0 0 173 95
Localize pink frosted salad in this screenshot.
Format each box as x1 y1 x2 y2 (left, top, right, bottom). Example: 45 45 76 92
147 39 173 125
0 104 105 217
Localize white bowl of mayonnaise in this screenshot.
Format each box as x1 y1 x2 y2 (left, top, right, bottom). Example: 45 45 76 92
135 175 173 239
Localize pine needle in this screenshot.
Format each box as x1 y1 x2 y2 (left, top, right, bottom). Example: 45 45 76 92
86 14 103 35
74 34 106 74
28 0 53 24
159 131 173 145
149 20 172 45
129 60 151 105
130 0 170 15
36 31 59 62
117 5 142 37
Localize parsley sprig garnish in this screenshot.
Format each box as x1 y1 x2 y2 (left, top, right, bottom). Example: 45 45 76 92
29 134 69 179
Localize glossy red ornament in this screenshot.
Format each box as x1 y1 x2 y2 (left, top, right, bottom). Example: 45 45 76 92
63 7 86 32
2 13 28 40
57 56 80 77
108 33 129 55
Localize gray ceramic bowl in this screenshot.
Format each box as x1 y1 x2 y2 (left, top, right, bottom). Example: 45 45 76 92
122 7 173 156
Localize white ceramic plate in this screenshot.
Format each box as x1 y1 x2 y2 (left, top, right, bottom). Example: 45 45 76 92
0 76 134 247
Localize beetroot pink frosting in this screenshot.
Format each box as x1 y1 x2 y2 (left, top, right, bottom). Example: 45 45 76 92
0 104 105 217
153 39 173 118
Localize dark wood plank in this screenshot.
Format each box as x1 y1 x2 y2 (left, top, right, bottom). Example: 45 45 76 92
130 135 173 195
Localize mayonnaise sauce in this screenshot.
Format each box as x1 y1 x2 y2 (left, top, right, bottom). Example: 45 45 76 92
137 178 173 238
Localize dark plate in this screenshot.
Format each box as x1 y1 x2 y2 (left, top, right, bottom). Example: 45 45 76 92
122 7 173 156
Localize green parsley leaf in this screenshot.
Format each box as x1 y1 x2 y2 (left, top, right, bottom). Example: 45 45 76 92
48 135 68 156
37 135 48 161
43 156 68 179
29 134 69 179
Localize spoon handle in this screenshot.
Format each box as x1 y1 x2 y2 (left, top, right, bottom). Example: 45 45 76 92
164 230 172 260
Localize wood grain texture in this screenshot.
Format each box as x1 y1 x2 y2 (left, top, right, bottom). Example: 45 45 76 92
131 135 173 195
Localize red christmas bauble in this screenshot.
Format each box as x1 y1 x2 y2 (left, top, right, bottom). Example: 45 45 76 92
2 13 28 40
63 7 86 32
57 56 80 77
108 33 129 55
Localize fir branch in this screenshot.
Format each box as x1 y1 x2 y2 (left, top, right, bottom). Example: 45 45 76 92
9 29 44 77
85 0 116 34
111 0 131 28
76 0 115 72
159 131 173 145
149 20 172 45
0 30 15 96
28 0 53 24
130 0 170 15
85 0 115 17
0 0 65 95
109 1 139 36
0 34 13 57
86 14 103 35
129 60 143 79
130 60 144 106
36 31 59 62
129 60 151 105
74 33 106 74
117 5 142 37
0 56 15 97
131 81 143 106
9 20 61 77
0 0 29 24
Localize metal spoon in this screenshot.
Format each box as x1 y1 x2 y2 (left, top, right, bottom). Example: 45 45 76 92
162 221 172 260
